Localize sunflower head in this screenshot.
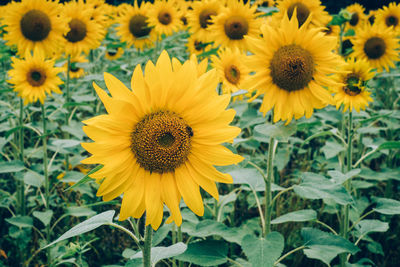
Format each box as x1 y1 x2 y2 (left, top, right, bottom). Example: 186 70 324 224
345 3 366 29
375 2 400 31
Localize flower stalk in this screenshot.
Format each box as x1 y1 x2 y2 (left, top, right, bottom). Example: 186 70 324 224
264 136 277 237
18 98 25 215
64 55 71 171
143 225 153 267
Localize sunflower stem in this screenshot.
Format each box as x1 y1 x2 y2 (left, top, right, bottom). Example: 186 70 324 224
143 225 152 267
177 226 183 267
18 98 25 216
264 136 277 237
41 103 51 265
64 55 71 171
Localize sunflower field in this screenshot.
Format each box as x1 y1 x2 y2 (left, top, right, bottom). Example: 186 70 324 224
1 0 400 266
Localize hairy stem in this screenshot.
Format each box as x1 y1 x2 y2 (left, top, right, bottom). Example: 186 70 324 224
143 225 153 267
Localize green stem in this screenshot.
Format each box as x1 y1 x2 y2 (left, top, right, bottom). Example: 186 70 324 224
274 246 306 266
178 226 183 267
172 224 177 267
143 225 153 267
64 55 71 171
264 137 277 237
18 98 25 215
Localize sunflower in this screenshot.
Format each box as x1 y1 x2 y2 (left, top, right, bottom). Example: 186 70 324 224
148 0 182 37
105 47 124 60
81 51 243 230
375 2 400 32
211 47 249 95
254 0 276 8
274 0 331 28
64 54 88 79
351 23 400 72
116 2 157 51
332 58 374 113
62 0 105 57
3 0 68 57
345 3 366 30
174 0 191 30
243 11 342 123
8 50 63 104
209 0 261 51
86 0 108 26
187 0 222 42
186 34 214 56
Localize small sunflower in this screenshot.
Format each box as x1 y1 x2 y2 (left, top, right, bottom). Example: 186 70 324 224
333 58 374 112
148 0 182 37
187 0 222 42
186 34 214 56
345 3 366 30
375 2 400 32
211 47 249 95
64 54 88 79
8 50 63 104
81 51 243 230
105 47 124 60
244 11 342 123
86 0 108 26
209 0 261 51
116 2 157 51
351 23 400 72
62 0 106 56
3 0 69 57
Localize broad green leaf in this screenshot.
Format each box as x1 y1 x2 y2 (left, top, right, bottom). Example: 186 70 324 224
44 210 115 249
66 206 96 217
271 209 317 224
355 220 389 235
373 197 400 215
131 242 187 267
321 141 345 159
33 210 53 227
328 169 361 184
0 161 25 173
64 165 103 191
175 240 228 266
5 216 33 228
302 227 359 266
229 167 283 192
241 232 284 267
254 122 297 143
190 219 246 245
24 170 44 187
378 141 400 150
152 224 171 246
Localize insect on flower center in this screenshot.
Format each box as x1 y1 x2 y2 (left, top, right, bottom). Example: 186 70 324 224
270 44 314 92
386 15 398 27
129 14 151 38
287 3 310 27
27 69 46 87
224 15 249 40
20 10 51 41
65 19 87 43
199 8 217 28
344 73 363 96
224 65 240 85
131 111 193 173
363 37 386 59
158 11 172 25
349 12 359 26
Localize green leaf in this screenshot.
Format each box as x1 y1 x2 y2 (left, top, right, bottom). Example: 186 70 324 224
24 170 44 187
66 206 96 217
131 242 187 267
230 168 265 191
378 141 400 150
32 210 53 227
328 14 347 26
271 209 317 224
328 169 361 184
302 227 359 266
64 165 102 192
190 219 246 245
373 197 400 215
253 122 297 143
241 232 284 267
321 141 345 159
152 224 171 246
175 240 228 266
344 29 355 37
44 210 115 249
5 216 33 228
0 161 25 173
355 220 389 235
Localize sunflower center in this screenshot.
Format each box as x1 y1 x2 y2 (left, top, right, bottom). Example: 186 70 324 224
386 15 398 27
224 65 240 85
270 44 314 92
27 69 46 87
287 3 310 27
260 1 270 7
224 15 248 40
344 73 362 96
194 41 203 51
70 64 80 72
65 19 87 43
158 11 172 25
349 12 359 26
181 16 188 26
363 37 386 59
107 50 117 56
20 10 51 42
131 111 193 173
199 9 217 28
323 25 333 35
129 14 151 38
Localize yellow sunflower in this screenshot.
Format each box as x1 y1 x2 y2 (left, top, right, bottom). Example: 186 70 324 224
209 0 261 51
174 0 191 30
186 34 215 56
148 0 182 37
8 50 63 104
105 47 124 60
62 0 106 57
375 2 400 32
274 0 331 28
116 2 157 51
187 0 222 42
351 23 400 72
3 0 68 57
64 54 88 79
332 58 374 112
211 47 249 95
81 51 243 230
86 0 108 27
345 3 366 30
243 11 342 123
